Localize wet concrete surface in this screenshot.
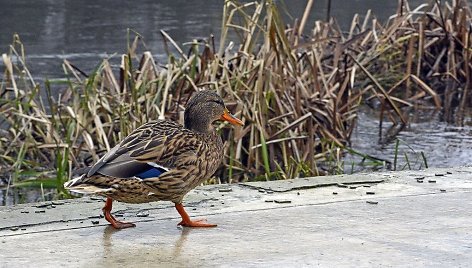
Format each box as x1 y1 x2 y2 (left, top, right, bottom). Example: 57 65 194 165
1 167 472 267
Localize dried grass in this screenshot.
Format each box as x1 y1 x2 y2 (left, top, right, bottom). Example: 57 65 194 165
1 0 471 191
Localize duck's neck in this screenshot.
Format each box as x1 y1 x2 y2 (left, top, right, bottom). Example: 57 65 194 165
184 116 215 134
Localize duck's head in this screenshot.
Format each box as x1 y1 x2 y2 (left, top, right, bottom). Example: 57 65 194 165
184 90 244 133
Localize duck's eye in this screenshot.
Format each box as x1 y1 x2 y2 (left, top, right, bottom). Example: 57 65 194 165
210 99 225 107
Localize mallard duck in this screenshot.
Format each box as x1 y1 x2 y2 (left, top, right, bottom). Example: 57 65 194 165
64 90 244 229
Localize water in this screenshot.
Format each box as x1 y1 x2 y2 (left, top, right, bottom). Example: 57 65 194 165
2 0 472 205
0 186 56 205
347 107 472 172
0 0 426 79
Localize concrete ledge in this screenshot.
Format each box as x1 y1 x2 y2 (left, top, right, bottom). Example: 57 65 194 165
1 167 472 267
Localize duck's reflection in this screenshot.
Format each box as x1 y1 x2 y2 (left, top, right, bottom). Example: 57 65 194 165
172 227 191 258
102 225 120 246
101 223 193 260
102 225 121 257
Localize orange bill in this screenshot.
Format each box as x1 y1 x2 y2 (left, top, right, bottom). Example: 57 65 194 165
220 109 244 126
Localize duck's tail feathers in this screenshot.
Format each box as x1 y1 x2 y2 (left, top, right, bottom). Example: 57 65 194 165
67 185 113 195
63 174 86 189
63 175 112 195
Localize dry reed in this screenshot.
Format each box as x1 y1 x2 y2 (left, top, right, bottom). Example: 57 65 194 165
1 0 471 192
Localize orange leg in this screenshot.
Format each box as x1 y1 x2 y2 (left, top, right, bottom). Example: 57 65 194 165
175 203 217 227
102 197 136 229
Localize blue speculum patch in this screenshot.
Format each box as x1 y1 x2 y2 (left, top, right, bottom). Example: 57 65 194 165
135 166 166 179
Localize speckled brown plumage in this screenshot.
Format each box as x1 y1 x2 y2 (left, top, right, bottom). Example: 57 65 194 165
64 90 243 229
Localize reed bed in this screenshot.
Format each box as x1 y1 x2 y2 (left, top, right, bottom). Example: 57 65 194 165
1 0 471 194
359 0 472 127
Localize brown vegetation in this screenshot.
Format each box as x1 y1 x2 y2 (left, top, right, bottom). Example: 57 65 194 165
0 0 471 192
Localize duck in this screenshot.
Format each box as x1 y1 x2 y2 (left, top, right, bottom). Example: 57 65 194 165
64 90 244 229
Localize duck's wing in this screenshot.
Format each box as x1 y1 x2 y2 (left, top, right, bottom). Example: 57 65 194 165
85 120 200 180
